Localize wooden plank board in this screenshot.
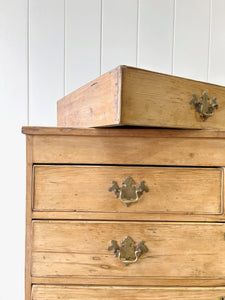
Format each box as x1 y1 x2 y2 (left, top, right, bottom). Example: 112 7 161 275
121 67 225 129
32 221 225 286
58 66 120 127
21 126 225 138
173 0 210 81
101 0 137 73
32 285 225 300
31 134 225 166
138 0 174 73
57 66 225 129
65 0 101 93
33 165 223 216
29 0 64 126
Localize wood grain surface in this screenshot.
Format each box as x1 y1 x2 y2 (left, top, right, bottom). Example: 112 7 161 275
121 66 225 129
57 66 225 129
57 66 121 127
32 285 225 300
31 134 225 166
32 221 225 286
33 165 223 216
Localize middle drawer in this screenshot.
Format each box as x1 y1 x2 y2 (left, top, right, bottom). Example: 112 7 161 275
33 165 223 221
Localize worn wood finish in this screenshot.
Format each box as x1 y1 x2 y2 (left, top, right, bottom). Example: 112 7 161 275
22 126 225 138
32 221 225 285
32 285 225 300
57 66 225 129
32 134 225 166
25 136 33 300
33 165 223 216
32 211 225 222
23 127 225 298
58 66 121 127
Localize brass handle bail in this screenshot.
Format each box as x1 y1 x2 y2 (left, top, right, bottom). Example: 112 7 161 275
108 236 148 266
189 91 218 121
108 176 149 207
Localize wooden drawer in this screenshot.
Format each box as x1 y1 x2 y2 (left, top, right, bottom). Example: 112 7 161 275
57 66 225 130
32 285 225 300
32 221 225 286
33 165 223 221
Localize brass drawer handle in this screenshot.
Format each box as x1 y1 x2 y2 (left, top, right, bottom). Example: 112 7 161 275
108 236 148 266
189 91 218 121
108 176 149 207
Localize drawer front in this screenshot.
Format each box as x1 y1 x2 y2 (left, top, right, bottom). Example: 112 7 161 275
33 165 223 217
32 285 225 300
32 221 225 286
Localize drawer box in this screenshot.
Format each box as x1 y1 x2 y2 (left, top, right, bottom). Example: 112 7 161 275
32 221 225 286
57 66 225 130
33 165 223 217
32 286 225 300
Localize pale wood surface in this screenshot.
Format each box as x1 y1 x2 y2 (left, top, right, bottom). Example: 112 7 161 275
32 285 225 300
22 126 225 138
33 165 223 216
122 67 225 129
57 66 225 129
57 66 121 127
32 221 225 285
31 134 225 166
32 211 225 222
25 136 33 300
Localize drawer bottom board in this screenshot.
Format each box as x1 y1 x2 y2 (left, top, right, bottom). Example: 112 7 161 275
32 285 225 299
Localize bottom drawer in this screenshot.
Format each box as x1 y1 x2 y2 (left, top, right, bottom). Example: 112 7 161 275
32 286 225 299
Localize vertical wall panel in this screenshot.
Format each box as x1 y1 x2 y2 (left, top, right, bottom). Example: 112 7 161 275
29 0 64 125
173 0 210 81
138 0 174 74
101 0 138 74
208 0 225 86
65 0 101 94
0 0 27 299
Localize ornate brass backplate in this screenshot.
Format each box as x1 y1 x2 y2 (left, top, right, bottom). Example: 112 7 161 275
108 176 149 207
189 91 218 121
108 236 148 266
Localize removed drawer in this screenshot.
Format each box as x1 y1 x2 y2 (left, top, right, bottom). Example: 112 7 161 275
33 165 223 219
32 285 225 300
32 221 225 286
57 65 225 130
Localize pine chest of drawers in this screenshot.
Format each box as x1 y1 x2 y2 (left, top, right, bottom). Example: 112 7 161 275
22 126 225 300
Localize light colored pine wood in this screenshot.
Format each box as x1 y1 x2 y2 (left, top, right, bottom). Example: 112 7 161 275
33 165 223 216
22 126 225 138
31 134 225 166
121 67 225 128
57 66 225 129
25 136 33 300
32 285 225 300
58 66 121 127
32 211 225 222
32 221 225 286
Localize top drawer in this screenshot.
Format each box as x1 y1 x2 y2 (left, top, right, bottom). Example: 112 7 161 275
57 66 225 130
32 165 224 221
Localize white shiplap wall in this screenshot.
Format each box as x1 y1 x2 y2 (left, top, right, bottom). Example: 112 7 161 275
1 0 225 299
